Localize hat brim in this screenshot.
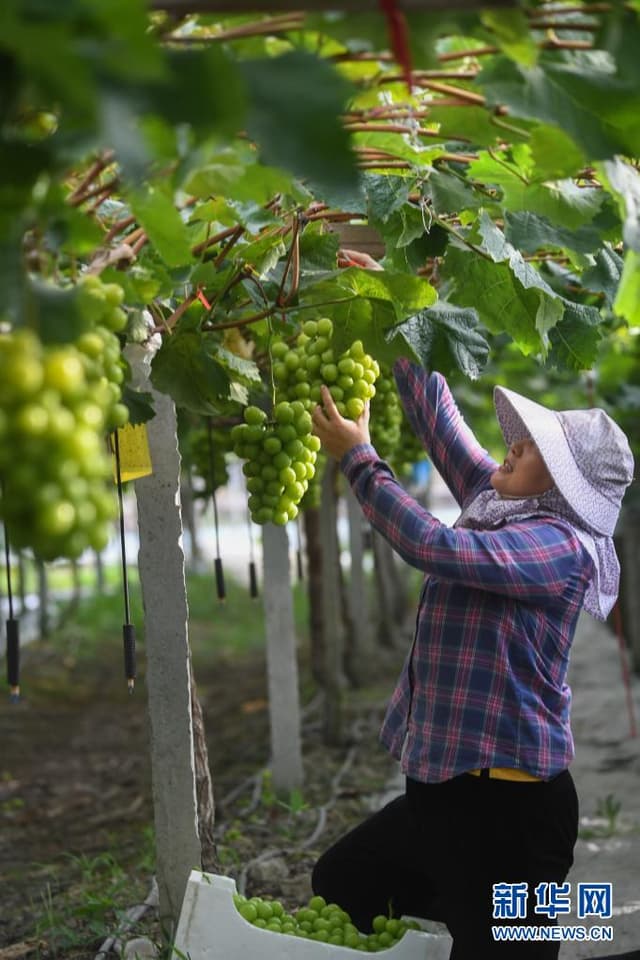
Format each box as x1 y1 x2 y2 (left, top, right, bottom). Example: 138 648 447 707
493 386 619 536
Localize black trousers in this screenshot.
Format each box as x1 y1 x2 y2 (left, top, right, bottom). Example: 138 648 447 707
312 770 579 959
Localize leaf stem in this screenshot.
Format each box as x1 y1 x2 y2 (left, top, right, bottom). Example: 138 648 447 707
490 115 531 140
487 146 530 185
275 213 301 307
435 218 492 262
213 226 245 268
266 316 277 413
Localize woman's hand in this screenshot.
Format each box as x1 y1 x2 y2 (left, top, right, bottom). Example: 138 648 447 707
312 385 371 460
337 248 384 271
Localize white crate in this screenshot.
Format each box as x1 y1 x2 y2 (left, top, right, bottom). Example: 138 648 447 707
173 871 452 959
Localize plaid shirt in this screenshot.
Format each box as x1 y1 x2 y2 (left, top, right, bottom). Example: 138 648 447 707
341 358 592 783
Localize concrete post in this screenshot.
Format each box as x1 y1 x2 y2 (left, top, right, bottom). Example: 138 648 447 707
262 522 304 794
345 485 371 658
128 343 201 936
320 460 344 744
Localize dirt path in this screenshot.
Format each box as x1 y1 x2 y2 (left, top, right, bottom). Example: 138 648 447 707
1 611 638 960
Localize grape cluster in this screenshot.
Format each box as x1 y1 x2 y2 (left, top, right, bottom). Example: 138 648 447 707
389 408 429 480
231 402 320 525
181 423 230 500
0 330 118 560
76 274 129 432
272 317 379 421
369 363 402 462
299 449 326 511
0 275 130 561
233 891 421 951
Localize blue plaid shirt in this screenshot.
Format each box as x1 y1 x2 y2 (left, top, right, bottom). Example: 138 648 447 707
340 359 593 783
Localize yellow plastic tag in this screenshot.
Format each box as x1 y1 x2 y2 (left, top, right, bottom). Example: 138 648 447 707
112 423 153 482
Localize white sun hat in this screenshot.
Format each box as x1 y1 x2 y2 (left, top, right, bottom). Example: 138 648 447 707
493 386 634 537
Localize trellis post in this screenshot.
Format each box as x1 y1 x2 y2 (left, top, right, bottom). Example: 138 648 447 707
320 459 344 744
344 485 371 659
128 342 201 934
262 522 304 794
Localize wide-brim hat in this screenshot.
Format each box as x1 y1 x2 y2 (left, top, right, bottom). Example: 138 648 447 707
493 386 634 537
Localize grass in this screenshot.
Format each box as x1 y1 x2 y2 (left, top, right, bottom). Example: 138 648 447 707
6 553 395 957
25 563 311 665
7 562 316 957
32 836 157 958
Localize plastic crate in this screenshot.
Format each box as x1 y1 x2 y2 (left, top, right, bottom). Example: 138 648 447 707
173 871 452 959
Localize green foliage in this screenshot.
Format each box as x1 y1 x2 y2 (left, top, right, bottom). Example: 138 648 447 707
1 0 639 536
391 303 489 378
33 845 155 956
241 50 359 196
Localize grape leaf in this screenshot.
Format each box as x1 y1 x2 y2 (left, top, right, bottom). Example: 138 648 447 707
546 301 603 371
596 7 640 94
241 51 358 196
336 267 437 318
235 232 287 277
374 204 427 260
366 175 413 225
299 226 341 273
129 186 192 268
480 9 538 67
423 167 484 216
475 212 565 351
328 296 407 368
476 56 628 160
503 211 602 256
24 279 87 345
388 303 490 379
613 249 640 325
214 346 262 385
426 105 512 149
121 384 156 426
0 231 27 324
582 245 624 306
528 124 586 181
150 329 231 415
599 157 640 252
387 223 448 272
140 47 245 138
183 162 246 199
477 212 557 297
230 165 308 206
467 153 604 228
444 246 546 355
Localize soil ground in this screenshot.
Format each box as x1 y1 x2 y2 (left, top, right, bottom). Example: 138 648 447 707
0 611 405 959
1 608 639 960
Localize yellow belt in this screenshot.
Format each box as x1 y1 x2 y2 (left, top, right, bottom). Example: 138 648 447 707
468 767 542 782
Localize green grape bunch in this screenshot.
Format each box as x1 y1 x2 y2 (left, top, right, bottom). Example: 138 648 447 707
233 891 422 951
183 424 230 499
231 402 320 526
299 448 326 512
389 406 429 480
369 363 403 462
0 330 119 560
0 274 130 561
272 317 380 421
76 274 129 432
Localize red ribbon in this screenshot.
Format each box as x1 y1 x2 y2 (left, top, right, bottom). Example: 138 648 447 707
379 0 413 94
197 289 212 310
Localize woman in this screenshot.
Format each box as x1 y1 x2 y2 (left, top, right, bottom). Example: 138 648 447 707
310 360 634 959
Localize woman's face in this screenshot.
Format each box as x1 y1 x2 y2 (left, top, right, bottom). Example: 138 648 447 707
490 438 554 498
